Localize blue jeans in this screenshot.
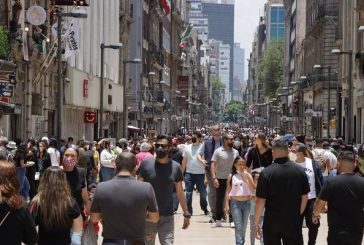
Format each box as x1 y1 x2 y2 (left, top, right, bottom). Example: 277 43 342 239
17 167 29 199
250 215 264 245
230 199 250 245
184 173 208 214
100 166 115 182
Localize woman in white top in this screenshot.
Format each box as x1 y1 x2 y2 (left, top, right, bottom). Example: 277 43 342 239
100 140 116 182
47 138 60 166
224 156 255 245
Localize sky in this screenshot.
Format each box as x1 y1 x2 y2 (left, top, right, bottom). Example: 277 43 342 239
234 0 266 80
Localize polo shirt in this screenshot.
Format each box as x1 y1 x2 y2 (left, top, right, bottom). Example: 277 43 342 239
211 146 239 179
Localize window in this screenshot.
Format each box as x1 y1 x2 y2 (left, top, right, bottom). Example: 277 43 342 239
271 7 278 22
278 8 285 23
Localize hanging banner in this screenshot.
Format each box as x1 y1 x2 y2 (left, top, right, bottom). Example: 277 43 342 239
64 19 80 58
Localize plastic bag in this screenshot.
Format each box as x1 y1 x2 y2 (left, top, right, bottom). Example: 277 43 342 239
81 219 98 245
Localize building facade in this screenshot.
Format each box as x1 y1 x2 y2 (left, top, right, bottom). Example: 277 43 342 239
233 43 244 102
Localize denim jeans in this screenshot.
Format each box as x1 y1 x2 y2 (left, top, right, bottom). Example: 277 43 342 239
250 215 264 245
301 198 319 245
184 172 208 214
206 171 216 218
230 199 250 245
17 167 29 198
100 166 115 182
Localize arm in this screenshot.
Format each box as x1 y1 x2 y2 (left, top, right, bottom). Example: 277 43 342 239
72 215 83 232
245 172 256 192
175 181 190 229
312 198 326 224
254 197 266 240
210 160 219 188
325 159 333 173
147 211 159 223
181 157 187 174
300 194 308 215
224 175 232 214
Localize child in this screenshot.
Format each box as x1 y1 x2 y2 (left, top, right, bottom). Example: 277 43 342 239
224 156 255 245
249 170 264 245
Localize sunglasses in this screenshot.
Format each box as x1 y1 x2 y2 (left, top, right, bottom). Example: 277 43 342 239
155 143 169 149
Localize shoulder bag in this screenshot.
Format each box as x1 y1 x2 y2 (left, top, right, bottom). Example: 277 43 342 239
0 211 11 226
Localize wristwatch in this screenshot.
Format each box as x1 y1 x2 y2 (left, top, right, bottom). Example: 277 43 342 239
183 213 191 219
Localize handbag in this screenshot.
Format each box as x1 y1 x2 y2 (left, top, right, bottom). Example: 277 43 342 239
0 211 11 226
81 219 98 245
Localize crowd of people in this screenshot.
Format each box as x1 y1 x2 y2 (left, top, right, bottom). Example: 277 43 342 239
0 125 364 245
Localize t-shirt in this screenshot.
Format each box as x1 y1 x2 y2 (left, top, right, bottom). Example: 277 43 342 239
47 148 60 166
65 167 86 211
137 157 183 216
77 148 88 169
295 157 316 199
36 199 80 245
256 158 310 234
91 176 158 240
183 143 205 174
211 147 239 179
319 174 364 228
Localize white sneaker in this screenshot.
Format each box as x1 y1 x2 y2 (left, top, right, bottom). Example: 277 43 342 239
230 222 235 228
212 220 222 227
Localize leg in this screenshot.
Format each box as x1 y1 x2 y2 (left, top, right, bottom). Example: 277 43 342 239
215 178 227 221
249 215 255 245
328 227 363 245
282 228 303 245
240 201 251 245
259 216 264 245
145 221 158 245
263 228 282 245
304 199 319 245
230 200 243 245
206 171 216 219
157 215 174 245
195 174 208 213
184 173 194 214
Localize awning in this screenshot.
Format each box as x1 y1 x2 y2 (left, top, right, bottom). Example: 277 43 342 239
127 125 140 131
0 100 15 108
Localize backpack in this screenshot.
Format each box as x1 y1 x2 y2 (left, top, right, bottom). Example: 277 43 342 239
313 149 326 173
6 149 15 163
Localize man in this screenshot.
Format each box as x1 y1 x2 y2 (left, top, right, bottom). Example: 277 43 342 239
254 139 310 244
210 133 239 227
313 151 364 245
203 125 223 222
312 138 337 179
182 131 209 215
91 152 159 245
137 135 190 245
293 143 324 245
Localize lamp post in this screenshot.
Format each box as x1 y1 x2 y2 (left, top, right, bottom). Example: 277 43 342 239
122 58 142 138
313 64 331 138
56 9 87 142
332 48 353 143
99 43 123 139
139 72 156 130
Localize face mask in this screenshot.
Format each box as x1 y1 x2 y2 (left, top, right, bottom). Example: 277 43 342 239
155 147 168 158
289 152 297 162
63 157 77 168
191 137 197 143
233 141 241 148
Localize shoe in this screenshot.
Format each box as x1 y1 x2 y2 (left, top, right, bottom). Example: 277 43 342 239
203 210 210 215
230 222 235 228
209 217 216 223
212 220 222 227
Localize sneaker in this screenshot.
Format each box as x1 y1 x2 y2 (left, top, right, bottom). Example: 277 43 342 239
212 220 222 227
230 222 235 228
209 217 216 223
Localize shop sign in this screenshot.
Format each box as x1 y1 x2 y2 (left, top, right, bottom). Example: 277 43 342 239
84 111 97 123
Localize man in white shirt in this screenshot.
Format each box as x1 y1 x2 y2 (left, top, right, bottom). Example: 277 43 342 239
182 131 208 215
47 138 60 166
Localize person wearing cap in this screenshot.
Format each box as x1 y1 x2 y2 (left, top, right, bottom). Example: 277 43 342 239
313 151 364 245
254 139 310 244
292 143 324 245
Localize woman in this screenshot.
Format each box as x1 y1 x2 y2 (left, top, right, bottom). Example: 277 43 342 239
30 166 83 245
90 141 100 184
37 140 51 176
246 133 273 170
26 139 38 199
0 160 38 245
224 156 255 245
100 140 116 181
13 143 31 199
47 138 60 166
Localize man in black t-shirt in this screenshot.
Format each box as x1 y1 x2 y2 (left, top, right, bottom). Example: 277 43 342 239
91 152 159 244
254 139 310 245
313 151 364 245
137 135 190 245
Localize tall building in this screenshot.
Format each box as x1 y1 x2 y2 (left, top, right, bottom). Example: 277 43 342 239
188 0 209 42
201 0 234 96
266 2 285 42
233 43 244 101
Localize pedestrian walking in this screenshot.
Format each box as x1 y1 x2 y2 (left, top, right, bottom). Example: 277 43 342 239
0 160 38 245
313 151 364 245
254 139 310 245
224 156 255 245
91 152 159 245
249 170 264 245
137 135 190 245
210 133 239 227
100 140 116 182
246 133 273 171
29 166 83 245
293 143 324 245
182 131 209 215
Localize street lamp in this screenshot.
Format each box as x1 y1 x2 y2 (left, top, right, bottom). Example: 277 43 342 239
99 43 123 139
139 71 156 130
331 48 353 143
56 9 87 141
313 64 331 137
123 58 142 138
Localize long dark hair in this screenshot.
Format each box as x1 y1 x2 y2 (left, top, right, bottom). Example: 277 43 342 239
231 156 246 175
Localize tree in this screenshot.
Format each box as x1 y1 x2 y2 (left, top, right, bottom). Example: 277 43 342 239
0 26 9 59
223 100 245 122
257 40 284 98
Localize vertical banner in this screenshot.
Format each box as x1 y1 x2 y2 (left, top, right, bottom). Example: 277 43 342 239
64 19 80 58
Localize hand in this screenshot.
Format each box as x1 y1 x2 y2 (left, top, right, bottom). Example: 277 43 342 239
224 205 230 214
204 177 208 186
255 224 262 240
312 214 320 224
213 178 219 188
202 160 207 166
182 217 190 229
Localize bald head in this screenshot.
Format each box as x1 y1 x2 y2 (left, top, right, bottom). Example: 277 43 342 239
116 152 136 173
